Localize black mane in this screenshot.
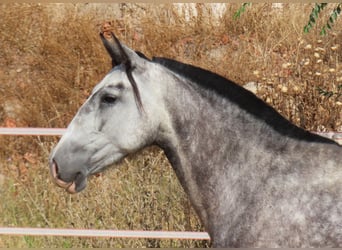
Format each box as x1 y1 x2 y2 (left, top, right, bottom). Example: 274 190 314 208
152 57 336 144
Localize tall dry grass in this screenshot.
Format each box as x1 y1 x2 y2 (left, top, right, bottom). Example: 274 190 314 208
0 3 341 248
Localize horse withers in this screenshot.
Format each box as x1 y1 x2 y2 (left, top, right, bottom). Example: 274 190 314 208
49 29 342 247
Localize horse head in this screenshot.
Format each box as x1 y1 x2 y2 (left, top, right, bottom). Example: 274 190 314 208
49 28 167 193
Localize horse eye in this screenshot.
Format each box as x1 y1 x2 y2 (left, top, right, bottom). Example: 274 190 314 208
101 95 117 104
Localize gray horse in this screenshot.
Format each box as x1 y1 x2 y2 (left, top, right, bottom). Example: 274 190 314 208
49 30 342 247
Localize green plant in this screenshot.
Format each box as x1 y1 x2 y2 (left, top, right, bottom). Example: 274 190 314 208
23 236 35 248
317 85 342 99
233 3 251 20
304 3 341 35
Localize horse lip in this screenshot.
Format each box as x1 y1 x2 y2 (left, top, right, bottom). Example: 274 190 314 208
55 178 74 190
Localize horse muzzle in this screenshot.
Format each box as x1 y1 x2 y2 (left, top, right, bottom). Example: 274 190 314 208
49 160 86 194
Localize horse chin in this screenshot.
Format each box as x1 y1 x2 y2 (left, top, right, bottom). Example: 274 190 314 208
65 182 77 194
66 172 87 194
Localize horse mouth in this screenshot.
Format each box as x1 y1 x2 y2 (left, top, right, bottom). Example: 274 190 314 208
50 161 86 194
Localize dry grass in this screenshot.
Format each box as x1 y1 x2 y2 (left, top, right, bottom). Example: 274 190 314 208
0 3 341 248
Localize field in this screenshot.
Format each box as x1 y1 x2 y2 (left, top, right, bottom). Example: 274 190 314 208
0 3 341 248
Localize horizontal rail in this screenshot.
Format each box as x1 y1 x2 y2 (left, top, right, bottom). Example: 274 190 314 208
0 127 66 136
0 227 210 240
0 128 341 143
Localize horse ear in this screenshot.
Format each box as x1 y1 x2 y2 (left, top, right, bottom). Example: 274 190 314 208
100 32 123 67
100 23 140 68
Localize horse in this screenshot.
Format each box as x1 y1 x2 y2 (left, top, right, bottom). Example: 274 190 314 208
49 29 342 247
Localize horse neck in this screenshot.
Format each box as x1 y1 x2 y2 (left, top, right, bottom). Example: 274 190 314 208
155 77 275 230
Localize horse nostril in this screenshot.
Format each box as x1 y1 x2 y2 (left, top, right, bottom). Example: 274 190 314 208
74 172 82 181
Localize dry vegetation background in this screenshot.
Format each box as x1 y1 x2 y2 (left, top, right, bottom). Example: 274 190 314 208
0 3 341 248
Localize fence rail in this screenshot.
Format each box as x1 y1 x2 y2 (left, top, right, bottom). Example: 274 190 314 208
0 127 341 144
0 127 66 136
0 227 210 240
